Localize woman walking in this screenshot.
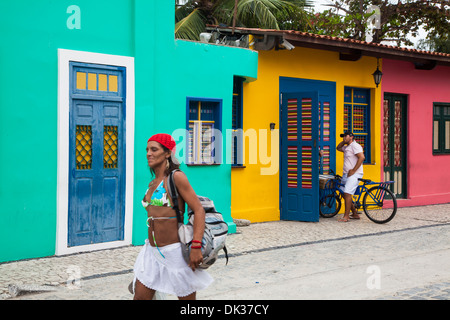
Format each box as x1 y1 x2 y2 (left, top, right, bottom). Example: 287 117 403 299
133 133 213 300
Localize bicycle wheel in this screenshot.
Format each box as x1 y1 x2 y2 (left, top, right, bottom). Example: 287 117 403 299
319 194 341 218
362 186 397 224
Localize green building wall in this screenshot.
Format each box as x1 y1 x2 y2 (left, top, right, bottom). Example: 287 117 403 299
0 0 257 262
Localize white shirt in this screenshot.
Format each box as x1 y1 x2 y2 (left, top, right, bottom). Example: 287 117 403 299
342 140 364 175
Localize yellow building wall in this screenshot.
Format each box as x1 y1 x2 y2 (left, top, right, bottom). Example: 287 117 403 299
231 46 382 223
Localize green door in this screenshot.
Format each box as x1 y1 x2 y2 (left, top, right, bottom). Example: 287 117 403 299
383 93 407 198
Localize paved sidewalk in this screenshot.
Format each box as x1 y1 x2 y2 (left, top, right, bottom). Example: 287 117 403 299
1 203 449 299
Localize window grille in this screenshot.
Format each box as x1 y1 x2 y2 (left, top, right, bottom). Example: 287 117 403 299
75 125 92 170
187 99 222 164
319 101 331 174
104 126 118 168
344 88 371 163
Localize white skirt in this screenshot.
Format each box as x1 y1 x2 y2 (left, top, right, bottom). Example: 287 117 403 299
133 239 213 297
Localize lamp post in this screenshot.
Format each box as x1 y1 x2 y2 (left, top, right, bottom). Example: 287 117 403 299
372 58 383 88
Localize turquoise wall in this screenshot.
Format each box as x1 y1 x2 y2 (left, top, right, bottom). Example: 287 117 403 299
0 0 257 262
0 0 135 262
131 4 258 244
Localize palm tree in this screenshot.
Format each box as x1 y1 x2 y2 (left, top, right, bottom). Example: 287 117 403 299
175 0 313 41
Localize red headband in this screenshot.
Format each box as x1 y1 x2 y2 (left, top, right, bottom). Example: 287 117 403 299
147 133 176 153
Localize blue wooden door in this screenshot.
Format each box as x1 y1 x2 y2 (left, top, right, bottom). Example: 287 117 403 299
68 63 125 247
281 92 319 221
279 77 336 176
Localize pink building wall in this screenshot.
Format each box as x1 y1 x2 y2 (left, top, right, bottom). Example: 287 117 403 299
382 59 450 207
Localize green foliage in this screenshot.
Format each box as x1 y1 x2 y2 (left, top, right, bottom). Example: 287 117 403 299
175 0 449 53
417 35 450 53
175 0 313 40
175 8 206 41
308 0 450 50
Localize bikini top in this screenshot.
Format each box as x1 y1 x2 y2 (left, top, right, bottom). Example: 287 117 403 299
142 179 177 259
142 180 171 208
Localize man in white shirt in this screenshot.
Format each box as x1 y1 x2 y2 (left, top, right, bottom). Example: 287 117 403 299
336 131 365 222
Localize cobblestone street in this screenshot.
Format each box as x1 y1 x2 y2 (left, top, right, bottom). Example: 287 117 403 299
378 282 450 300
1 203 449 300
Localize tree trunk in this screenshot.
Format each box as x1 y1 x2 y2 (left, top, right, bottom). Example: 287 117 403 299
232 0 238 34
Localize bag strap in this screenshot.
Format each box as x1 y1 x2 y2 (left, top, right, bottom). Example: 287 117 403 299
167 169 183 223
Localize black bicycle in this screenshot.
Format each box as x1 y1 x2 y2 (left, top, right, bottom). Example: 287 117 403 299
319 172 397 224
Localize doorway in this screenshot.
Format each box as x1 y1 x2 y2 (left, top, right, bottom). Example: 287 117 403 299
280 78 336 221
68 62 126 246
383 93 407 198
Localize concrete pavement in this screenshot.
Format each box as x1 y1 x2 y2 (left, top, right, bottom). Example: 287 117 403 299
1 203 449 300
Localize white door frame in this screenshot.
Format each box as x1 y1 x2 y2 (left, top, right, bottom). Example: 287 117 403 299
56 49 135 255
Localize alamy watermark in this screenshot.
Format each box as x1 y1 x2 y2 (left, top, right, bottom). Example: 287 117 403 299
365 5 381 42
366 265 381 290
66 265 82 290
171 128 280 176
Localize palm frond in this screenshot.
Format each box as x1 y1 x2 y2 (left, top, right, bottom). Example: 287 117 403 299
175 0 197 23
175 8 206 40
283 0 314 8
212 0 238 26
235 0 312 30
237 0 282 29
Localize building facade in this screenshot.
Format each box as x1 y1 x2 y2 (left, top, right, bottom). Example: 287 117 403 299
0 1 257 262
215 27 450 223
2 3 449 263
381 59 450 206
232 39 381 223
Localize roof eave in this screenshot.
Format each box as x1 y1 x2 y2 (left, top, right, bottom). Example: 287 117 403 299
282 33 450 67
206 26 450 67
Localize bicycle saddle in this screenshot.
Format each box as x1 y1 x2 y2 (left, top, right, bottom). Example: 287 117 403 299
358 178 372 184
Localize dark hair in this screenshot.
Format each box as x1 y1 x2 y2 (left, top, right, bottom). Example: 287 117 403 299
149 143 180 177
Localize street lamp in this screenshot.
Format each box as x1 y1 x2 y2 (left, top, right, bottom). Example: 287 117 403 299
372 58 383 88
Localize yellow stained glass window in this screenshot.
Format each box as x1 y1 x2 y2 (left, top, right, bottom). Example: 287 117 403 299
109 75 118 92
76 72 86 90
98 74 108 91
104 126 118 168
88 73 97 91
76 70 119 93
76 125 92 170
